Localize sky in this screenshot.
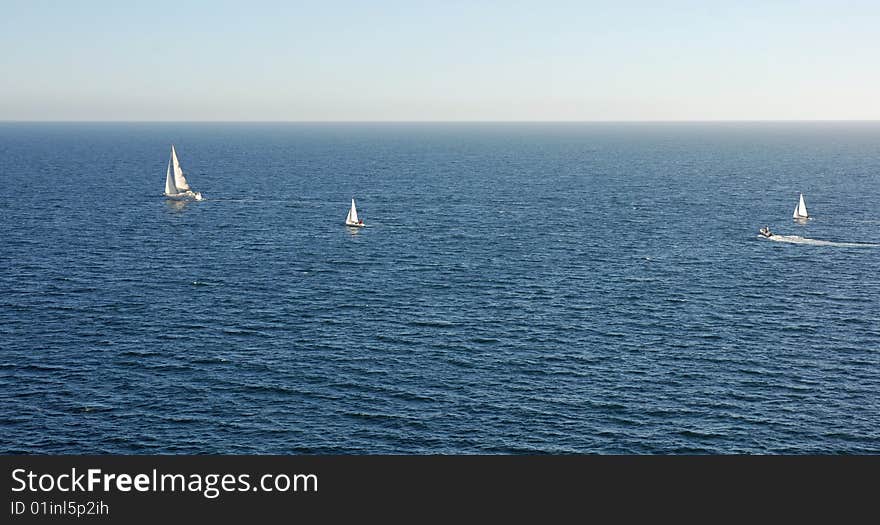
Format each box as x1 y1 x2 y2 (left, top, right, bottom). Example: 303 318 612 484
2 0 879 121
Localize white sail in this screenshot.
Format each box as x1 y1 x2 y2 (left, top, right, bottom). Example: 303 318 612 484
171 145 191 191
347 199 359 224
164 157 178 195
793 193 808 218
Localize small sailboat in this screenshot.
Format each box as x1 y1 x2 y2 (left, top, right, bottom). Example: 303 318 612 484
345 198 365 227
164 145 203 201
792 193 809 220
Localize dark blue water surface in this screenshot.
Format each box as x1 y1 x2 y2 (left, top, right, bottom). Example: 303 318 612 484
1 122 879 453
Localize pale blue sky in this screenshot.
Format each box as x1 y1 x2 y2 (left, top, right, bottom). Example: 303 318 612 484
2 0 878 120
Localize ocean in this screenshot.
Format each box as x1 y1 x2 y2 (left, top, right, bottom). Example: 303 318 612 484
1 122 878 453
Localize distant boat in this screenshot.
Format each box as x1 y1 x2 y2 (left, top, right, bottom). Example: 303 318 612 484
345 198 365 227
164 145 203 201
792 192 809 220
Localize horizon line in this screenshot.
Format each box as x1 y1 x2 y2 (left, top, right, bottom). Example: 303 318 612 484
2 119 880 124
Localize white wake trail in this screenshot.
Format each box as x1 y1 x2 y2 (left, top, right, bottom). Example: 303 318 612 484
762 235 879 248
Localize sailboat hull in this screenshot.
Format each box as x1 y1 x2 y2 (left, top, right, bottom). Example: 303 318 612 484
345 221 365 227
165 191 203 201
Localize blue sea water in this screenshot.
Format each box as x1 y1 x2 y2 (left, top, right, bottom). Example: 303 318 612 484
1 122 879 454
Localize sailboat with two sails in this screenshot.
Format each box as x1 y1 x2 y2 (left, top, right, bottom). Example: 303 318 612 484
164 145 203 201
345 198 365 227
793 192 809 220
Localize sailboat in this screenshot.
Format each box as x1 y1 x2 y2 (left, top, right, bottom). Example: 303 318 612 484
792 192 809 220
345 198 365 227
164 145 203 201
